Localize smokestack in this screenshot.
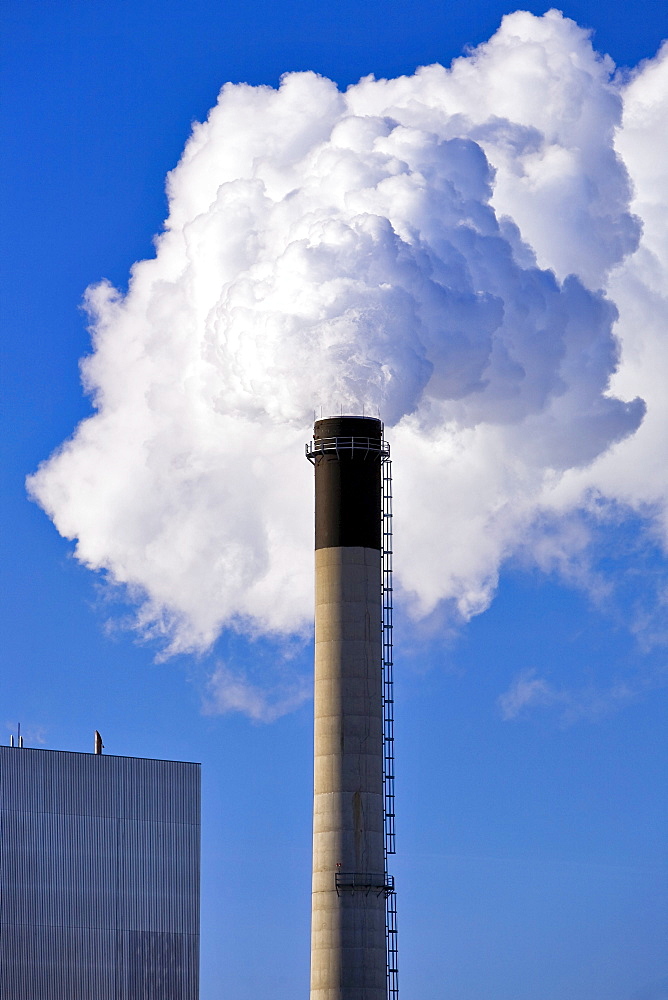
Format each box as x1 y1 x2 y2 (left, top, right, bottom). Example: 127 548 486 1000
306 415 396 1000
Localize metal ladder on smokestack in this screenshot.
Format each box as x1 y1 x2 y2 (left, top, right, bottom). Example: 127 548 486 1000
382 447 399 1000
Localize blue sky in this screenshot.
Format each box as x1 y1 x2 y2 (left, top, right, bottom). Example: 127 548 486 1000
2 2 667 998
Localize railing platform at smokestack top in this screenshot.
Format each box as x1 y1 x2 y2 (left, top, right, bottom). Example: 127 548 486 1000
305 434 390 462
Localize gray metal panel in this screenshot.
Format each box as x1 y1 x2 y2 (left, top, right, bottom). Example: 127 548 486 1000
0 810 119 929
118 819 200 932
119 930 199 1000
0 925 117 999
0 747 200 824
0 746 200 999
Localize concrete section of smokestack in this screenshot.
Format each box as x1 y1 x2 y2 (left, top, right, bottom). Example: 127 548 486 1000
307 416 389 1000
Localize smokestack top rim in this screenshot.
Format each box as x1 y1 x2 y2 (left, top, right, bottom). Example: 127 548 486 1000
313 415 383 441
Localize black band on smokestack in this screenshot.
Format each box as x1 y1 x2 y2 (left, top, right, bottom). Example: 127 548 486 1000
309 416 384 550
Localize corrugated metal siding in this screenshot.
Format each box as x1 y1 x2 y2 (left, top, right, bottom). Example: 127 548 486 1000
0 747 200 999
121 930 199 1000
0 925 117 999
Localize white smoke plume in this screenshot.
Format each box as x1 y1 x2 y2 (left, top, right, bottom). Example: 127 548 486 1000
29 12 667 681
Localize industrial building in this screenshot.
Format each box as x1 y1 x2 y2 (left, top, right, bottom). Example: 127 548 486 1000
0 743 200 998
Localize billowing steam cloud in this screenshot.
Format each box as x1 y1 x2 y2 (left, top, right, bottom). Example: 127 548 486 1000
29 12 667 676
